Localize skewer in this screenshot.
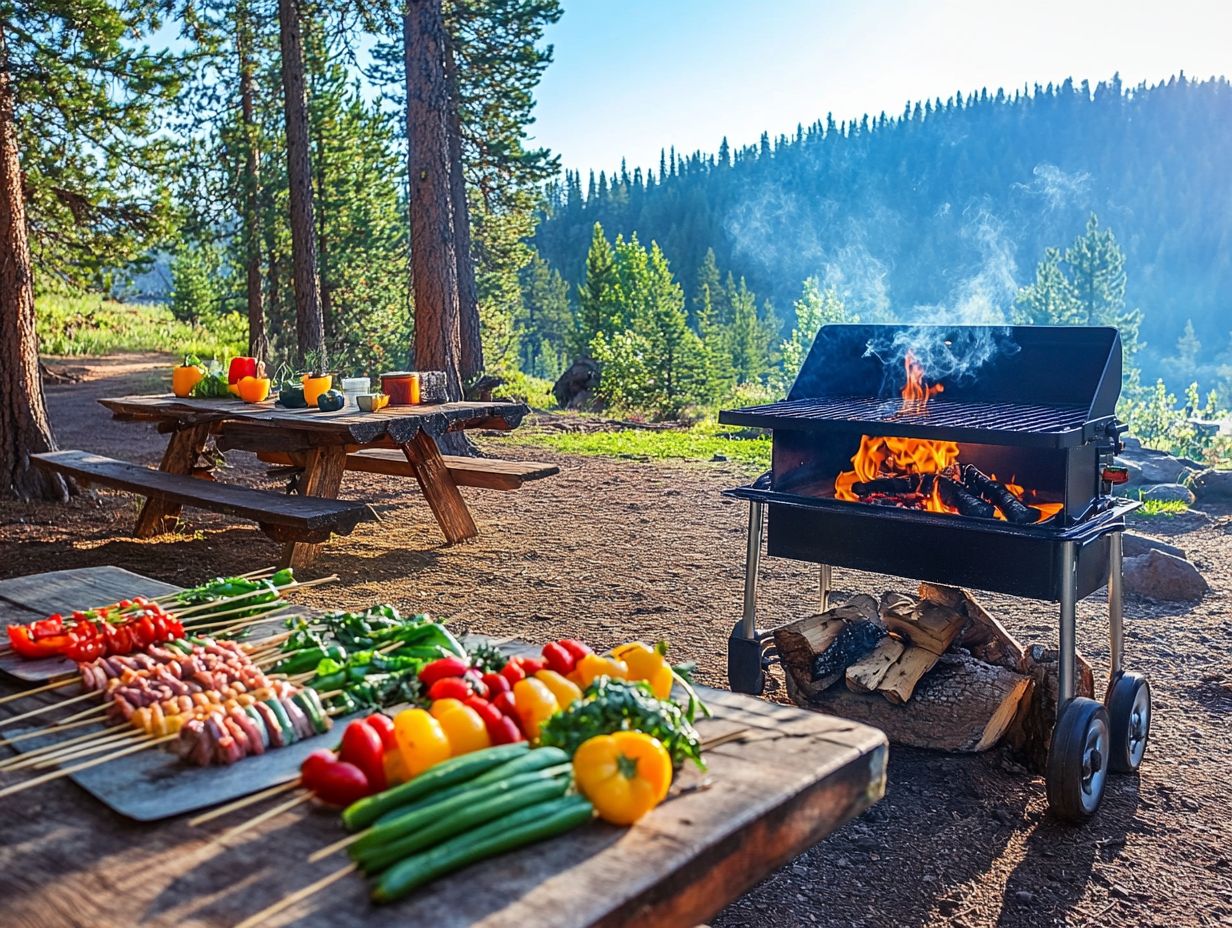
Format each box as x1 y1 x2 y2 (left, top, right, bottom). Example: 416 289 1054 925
0 733 176 799
29 730 149 770
0 724 123 768
59 702 108 724
195 609 299 639
2 716 114 744
0 689 97 729
0 675 80 705
211 791 313 845
233 862 358 928
187 777 301 826
307 829 365 863
178 600 292 630
172 575 337 620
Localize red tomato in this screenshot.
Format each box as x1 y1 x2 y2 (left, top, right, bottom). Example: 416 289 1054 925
541 641 575 676
499 662 526 685
491 690 518 720
418 657 470 688
490 715 524 745
305 759 369 807
514 656 546 676
300 749 337 783
428 677 471 702
463 697 508 743
558 639 593 663
481 672 510 695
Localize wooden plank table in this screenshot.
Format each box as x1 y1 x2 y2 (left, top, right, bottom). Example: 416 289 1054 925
97 395 530 567
0 567 888 928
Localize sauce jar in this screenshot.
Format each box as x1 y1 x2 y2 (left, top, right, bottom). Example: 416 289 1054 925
381 371 421 406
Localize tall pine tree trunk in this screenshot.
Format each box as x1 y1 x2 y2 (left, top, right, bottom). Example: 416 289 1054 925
443 31 482 382
277 0 325 366
238 2 268 361
0 24 67 502
404 0 464 401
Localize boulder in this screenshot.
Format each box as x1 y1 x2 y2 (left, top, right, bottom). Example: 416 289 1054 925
1121 532 1186 561
1191 468 1232 504
1123 550 1210 602
1141 482 1197 505
1116 445 1201 488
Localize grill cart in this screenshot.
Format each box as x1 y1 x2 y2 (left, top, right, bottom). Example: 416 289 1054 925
719 324 1150 821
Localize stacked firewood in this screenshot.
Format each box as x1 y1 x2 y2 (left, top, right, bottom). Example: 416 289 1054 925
852 464 1040 523
773 584 1093 761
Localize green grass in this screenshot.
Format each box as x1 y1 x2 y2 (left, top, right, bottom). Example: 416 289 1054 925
1136 498 1191 517
513 420 770 469
36 294 245 360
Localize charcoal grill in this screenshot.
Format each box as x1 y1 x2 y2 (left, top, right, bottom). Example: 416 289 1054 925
719 324 1150 822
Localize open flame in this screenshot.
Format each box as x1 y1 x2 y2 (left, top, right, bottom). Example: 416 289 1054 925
833 353 1063 523
900 351 944 412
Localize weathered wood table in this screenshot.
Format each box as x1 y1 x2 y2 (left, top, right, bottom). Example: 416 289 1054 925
54 395 531 568
0 567 888 928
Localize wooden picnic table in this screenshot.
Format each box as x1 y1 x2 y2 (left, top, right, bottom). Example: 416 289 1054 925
44 394 533 568
0 566 888 928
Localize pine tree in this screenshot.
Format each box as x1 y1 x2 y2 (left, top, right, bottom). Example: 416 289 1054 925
518 251 572 378
695 284 735 400
727 276 770 384
777 279 854 390
573 222 620 358
1013 247 1081 325
1064 213 1142 369
693 247 724 328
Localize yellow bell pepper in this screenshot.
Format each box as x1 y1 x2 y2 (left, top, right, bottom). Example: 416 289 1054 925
434 704 490 756
428 698 464 720
392 708 451 777
172 362 204 398
612 641 674 699
511 677 559 740
570 653 629 690
534 669 581 709
573 731 673 825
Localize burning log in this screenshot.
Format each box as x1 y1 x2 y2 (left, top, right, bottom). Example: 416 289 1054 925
928 474 996 519
961 464 1036 524
851 476 923 496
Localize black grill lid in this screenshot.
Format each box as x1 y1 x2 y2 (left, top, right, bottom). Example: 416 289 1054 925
720 324 1122 448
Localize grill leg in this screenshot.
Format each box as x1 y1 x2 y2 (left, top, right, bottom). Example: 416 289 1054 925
1058 540 1078 706
1108 532 1124 679
818 564 832 612
740 502 765 640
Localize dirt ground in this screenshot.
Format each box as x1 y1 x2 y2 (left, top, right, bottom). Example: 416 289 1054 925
3 355 1231 928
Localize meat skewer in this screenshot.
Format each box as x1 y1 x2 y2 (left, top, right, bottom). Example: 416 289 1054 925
961 464 1037 524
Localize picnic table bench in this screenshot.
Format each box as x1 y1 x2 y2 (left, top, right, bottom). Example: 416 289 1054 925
33 394 557 569
0 566 888 928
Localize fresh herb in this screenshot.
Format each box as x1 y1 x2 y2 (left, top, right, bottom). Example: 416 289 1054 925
539 677 705 770
467 640 508 673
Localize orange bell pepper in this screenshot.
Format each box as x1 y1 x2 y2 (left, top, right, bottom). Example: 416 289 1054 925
511 677 559 740
236 376 271 403
172 361 204 398
570 653 629 690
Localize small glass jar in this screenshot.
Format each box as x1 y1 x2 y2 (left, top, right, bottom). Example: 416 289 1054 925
381 371 421 406
341 377 371 399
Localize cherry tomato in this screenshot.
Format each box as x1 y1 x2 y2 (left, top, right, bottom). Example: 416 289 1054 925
481 672 510 695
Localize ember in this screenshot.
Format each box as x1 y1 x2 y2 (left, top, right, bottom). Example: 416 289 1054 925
834 356 1062 523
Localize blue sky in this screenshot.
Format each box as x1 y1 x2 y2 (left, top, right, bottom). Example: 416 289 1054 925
532 0 1232 176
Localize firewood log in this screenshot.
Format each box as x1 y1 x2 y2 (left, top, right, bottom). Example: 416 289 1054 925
789 650 1033 752
961 464 1036 524
852 476 922 496
810 620 886 683
845 636 906 693
927 474 996 518
772 595 881 696
917 582 1027 671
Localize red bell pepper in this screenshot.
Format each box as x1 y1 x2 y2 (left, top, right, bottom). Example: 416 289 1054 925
418 656 470 688
558 639 593 663
227 356 258 385
7 625 67 659
489 714 524 745
480 671 509 695
300 749 370 806
513 655 546 676
499 661 526 685
339 719 387 793
491 690 518 721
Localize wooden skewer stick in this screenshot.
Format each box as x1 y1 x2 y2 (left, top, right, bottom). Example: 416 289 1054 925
59 702 107 725
188 777 302 827
178 601 292 630
0 689 97 729
193 609 303 639
0 675 80 705
0 725 122 767
232 862 358 928
0 733 176 799
211 791 312 846
172 575 338 620
307 829 367 863
1 717 114 744
1 726 134 768
30 731 148 770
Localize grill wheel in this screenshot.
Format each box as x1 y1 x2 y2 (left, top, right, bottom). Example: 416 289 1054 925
1046 697 1111 822
1106 671 1151 773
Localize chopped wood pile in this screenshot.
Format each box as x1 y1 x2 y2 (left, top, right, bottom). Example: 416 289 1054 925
774 583 1092 762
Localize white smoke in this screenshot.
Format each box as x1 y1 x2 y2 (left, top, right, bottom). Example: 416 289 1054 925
1013 163 1091 211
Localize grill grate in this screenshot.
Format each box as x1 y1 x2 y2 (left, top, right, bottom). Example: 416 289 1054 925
728 396 1090 433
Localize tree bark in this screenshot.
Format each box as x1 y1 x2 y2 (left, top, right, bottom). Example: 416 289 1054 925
238 2 268 362
0 23 68 502
443 29 482 382
277 0 325 367
404 0 463 400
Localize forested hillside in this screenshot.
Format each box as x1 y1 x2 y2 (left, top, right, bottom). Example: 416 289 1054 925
533 75 1232 386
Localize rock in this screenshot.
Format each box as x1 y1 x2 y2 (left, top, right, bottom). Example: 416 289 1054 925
1123 550 1210 602
1121 532 1186 561
1013 890 1036 905
710 453 728 462
1191 468 1232 504
1141 483 1197 505
1116 445 1201 488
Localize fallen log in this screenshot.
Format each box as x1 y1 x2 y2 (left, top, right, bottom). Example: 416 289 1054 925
789 650 1033 752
